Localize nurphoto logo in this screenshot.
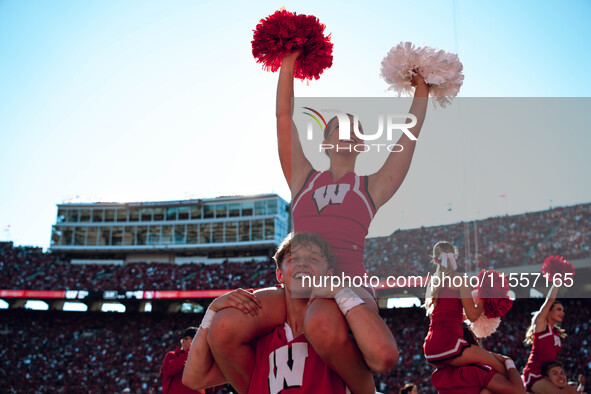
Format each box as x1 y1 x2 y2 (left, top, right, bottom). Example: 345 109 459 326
302 106 418 153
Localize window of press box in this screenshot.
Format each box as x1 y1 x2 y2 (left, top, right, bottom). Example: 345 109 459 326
100 227 111 246
136 226 147 245
61 227 73 245
187 224 198 244
165 207 176 221
148 226 160 245
252 220 263 241
267 199 278 214
242 201 253 216
116 208 128 222
67 209 79 223
174 224 186 244
87 227 98 246
80 209 91 223
178 206 189 220
124 226 135 245
200 223 211 243
225 221 237 243
129 208 139 222
190 205 201 219
265 219 275 240
161 225 172 244
153 207 165 221
216 204 227 218
111 227 123 246
104 209 115 222
212 222 223 243
74 227 86 245
239 221 250 242
255 200 266 215
92 209 104 223
140 208 153 222
203 205 214 219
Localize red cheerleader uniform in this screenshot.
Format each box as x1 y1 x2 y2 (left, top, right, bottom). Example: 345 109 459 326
522 323 562 390
292 170 376 279
423 287 471 363
431 364 496 394
247 323 348 394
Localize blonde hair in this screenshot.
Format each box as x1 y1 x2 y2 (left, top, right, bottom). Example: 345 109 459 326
424 241 459 316
524 301 567 345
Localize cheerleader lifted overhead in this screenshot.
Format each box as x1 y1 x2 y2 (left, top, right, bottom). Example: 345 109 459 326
522 256 576 394
423 241 509 374
208 9 465 393
206 9 457 394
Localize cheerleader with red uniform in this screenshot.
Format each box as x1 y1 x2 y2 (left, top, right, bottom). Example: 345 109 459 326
423 241 507 375
208 10 430 393
522 285 576 393
430 325 525 393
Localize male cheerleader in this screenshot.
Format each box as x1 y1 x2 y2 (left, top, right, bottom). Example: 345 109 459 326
182 232 396 393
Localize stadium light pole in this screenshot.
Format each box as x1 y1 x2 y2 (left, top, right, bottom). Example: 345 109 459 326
473 220 479 273
464 222 471 274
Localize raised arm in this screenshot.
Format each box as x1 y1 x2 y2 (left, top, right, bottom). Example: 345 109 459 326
183 326 226 390
183 289 263 390
368 73 429 209
533 284 559 332
459 282 484 322
276 50 313 195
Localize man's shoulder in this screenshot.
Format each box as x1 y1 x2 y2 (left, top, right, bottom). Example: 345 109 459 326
163 348 182 360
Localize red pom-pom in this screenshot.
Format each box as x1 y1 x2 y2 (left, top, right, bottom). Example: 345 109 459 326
476 269 509 299
541 256 575 281
482 297 513 319
252 9 333 80
475 269 513 318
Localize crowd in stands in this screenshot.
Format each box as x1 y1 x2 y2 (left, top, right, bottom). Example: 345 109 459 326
366 203 591 277
0 244 276 291
1 203 590 292
0 309 198 393
2 299 589 393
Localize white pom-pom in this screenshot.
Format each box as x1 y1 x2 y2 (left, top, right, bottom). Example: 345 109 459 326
380 42 464 108
470 315 501 338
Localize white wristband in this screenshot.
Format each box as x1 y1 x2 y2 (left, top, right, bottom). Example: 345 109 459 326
505 359 516 370
200 308 216 329
335 288 365 316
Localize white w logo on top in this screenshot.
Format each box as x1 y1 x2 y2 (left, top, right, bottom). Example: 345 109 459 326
313 184 351 212
268 342 309 394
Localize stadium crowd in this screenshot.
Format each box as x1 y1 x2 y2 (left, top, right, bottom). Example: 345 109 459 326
0 244 276 291
1 204 589 292
1 299 589 393
367 203 591 276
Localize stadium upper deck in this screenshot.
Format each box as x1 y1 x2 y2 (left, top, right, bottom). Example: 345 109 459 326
49 194 290 261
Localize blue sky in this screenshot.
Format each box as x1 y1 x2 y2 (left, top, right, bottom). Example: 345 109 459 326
1 0 590 248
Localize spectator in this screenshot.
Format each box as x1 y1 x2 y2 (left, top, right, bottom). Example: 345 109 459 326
161 327 203 394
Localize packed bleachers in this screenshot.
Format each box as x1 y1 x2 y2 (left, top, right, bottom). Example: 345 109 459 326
0 243 276 291
367 202 591 276
1 203 590 291
1 298 589 393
